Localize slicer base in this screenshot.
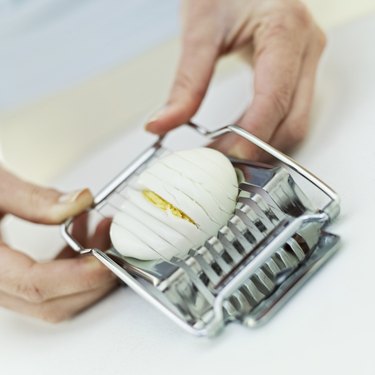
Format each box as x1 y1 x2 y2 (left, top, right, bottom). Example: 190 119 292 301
243 232 340 327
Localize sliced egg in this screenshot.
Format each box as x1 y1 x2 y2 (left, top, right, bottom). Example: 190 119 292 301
110 147 238 260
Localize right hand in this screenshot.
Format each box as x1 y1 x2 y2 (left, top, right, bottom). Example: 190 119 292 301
0 165 117 323
146 0 326 160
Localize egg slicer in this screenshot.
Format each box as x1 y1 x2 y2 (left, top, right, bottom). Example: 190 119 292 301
61 122 340 337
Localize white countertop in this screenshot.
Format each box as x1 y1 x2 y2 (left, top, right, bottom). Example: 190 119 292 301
1 12 375 375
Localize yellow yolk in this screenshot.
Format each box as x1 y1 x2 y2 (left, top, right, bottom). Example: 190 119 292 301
142 190 196 225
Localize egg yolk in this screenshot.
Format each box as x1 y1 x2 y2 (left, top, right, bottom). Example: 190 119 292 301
142 190 196 225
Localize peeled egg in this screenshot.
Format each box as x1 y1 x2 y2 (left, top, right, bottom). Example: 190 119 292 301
110 147 238 260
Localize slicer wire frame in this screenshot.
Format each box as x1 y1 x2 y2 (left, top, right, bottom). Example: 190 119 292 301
61 123 340 336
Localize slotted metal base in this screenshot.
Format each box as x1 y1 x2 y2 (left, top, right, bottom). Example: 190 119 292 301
101 160 339 333
243 231 339 327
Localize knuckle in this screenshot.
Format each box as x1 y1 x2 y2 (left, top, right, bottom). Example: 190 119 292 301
28 186 58 223
262 16 291 40
294 126 308 144
286 1 312 29
183 33 208 49
261 2 312 41
19 263 48 303
173 71 205 101
183 28 220 51
269 88 292 120
287 119 309 145
18 281 46 303
173 71 193 93
29 185 44 209
316 28 327 50
248 121 265 137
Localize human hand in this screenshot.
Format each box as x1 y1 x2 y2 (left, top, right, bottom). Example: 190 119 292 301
0 166 117 322
146 0 326 160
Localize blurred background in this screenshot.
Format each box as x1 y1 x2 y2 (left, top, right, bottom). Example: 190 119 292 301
0 0 375 183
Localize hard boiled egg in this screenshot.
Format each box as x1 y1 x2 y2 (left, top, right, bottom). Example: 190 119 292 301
110 147 238 260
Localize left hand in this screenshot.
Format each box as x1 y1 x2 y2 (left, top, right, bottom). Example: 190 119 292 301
0 166 117 323
145 0 326 160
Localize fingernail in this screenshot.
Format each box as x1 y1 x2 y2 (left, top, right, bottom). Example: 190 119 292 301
58 188 91 204
50 189 93 223
145 106 167 127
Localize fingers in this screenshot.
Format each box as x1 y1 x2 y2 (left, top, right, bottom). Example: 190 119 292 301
145 3 219 134
0 217 116 322
0 166 93 224
211 6 325 161
0 243 116 303
57 217 112 259
87 218 112 250
145 0 324 161
0 282 117 323
72 212 89 248
214 21 307 160
269 27 326 151
145 44 217 134
56 212 89 259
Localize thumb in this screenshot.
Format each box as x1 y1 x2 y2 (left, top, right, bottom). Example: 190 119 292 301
145 34 218 135
0 166 93 224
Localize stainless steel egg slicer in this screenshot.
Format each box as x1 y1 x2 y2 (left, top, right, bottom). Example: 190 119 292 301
61 122 340 337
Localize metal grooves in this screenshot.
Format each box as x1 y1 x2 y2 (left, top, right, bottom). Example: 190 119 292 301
165 184 315 324
92 168 323 327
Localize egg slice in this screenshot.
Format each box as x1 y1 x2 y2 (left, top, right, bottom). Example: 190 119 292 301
110 147 238 260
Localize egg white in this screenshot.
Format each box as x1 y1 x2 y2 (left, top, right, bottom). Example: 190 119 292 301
110 147 238 260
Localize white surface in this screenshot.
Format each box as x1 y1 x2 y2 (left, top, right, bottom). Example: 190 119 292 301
1 14 375 375
0 0 178 110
